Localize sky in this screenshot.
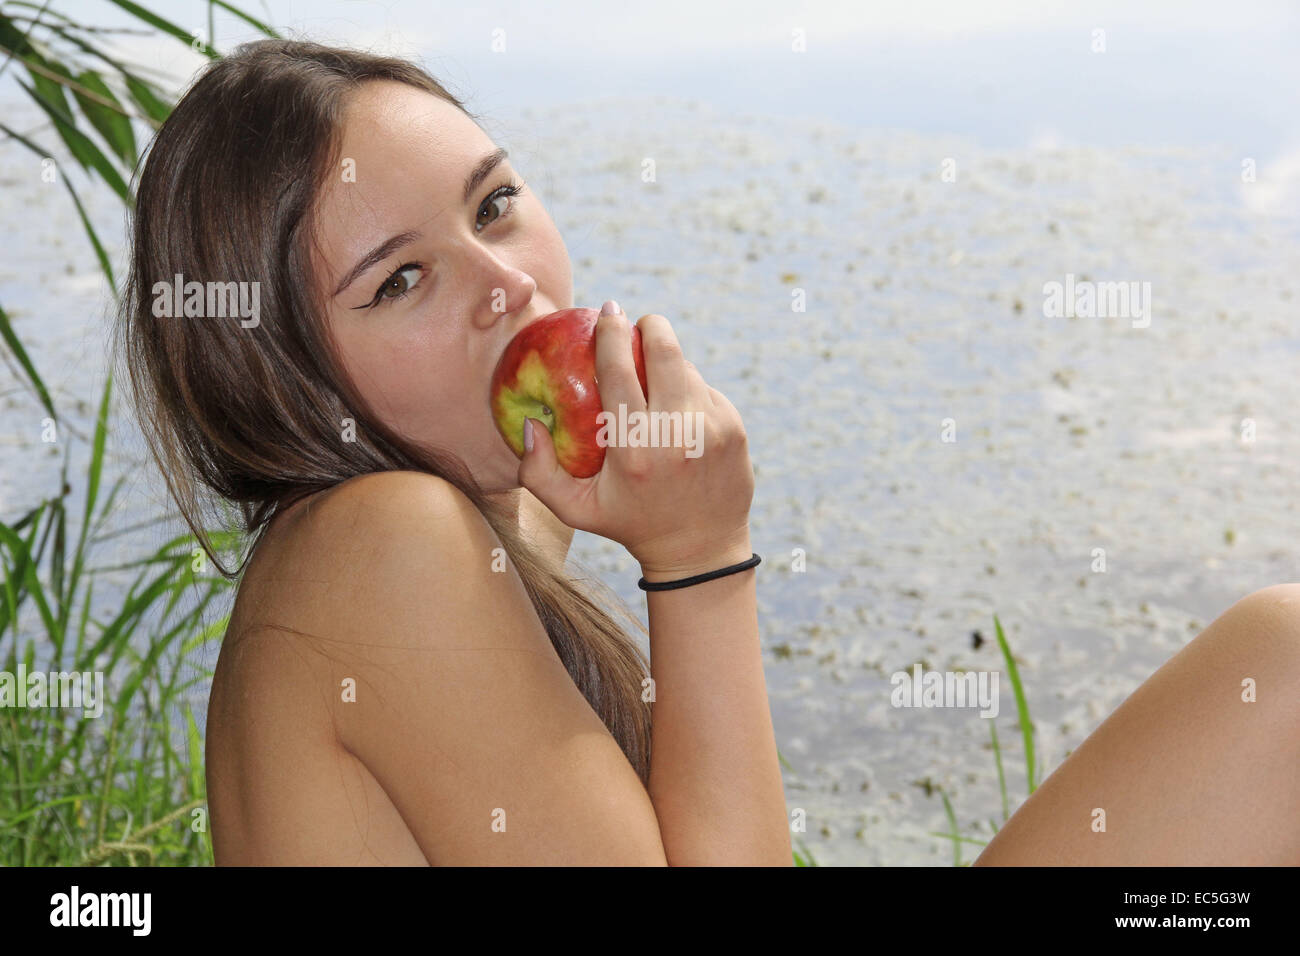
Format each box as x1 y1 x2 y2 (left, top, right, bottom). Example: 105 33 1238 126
24 0 1300 160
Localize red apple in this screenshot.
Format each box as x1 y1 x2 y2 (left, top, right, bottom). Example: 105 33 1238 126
491 307 649 478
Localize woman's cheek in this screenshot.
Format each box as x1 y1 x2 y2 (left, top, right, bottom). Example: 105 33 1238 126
339 329 427 423
384 348 452 423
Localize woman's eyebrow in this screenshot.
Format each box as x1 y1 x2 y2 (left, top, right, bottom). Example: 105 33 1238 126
463 146 509 204
333 229 422 298
332 147 510 299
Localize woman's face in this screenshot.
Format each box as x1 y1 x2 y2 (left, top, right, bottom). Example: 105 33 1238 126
310 79 573 493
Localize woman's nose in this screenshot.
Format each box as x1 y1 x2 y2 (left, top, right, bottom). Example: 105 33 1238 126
473 253 537 328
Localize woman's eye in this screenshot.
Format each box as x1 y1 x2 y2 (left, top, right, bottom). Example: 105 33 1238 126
376 264 422 303
475 182 524 232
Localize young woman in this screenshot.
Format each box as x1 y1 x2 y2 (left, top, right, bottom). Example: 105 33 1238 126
115 40 1298 867
114 38 784 866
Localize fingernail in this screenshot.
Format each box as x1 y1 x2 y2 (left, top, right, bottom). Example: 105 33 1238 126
523 417 534 453
600 299 620 316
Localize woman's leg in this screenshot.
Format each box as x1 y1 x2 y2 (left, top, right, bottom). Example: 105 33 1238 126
973 585 1300 865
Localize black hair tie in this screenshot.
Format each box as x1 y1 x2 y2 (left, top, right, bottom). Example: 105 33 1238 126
637 553 761 591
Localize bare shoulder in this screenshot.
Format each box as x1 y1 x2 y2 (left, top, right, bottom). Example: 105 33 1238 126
208 471 499 864
316 468 481 522
237 470 508 646
229 470 667 864
280 469 490 566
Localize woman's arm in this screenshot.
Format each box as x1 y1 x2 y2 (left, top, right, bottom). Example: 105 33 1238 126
641 531 793 865
510 303 791 863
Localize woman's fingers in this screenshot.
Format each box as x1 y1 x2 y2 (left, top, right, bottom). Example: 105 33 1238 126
515 414 594 531
635 313 688 414
683 359 716 407
594 304 648 416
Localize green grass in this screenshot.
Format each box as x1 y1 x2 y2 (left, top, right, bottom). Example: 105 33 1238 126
0 369 240 865
928 613 1040 865
1 0 271 866
776 747 820 866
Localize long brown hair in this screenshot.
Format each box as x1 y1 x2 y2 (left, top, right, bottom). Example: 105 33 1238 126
111 38 652 784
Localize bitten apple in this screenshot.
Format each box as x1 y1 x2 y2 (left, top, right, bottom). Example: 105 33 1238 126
490 307 649 478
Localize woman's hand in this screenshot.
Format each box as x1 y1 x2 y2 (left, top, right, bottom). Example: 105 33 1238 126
517 301 754 578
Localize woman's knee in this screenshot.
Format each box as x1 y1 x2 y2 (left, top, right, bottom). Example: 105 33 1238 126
1194 584 1300 736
